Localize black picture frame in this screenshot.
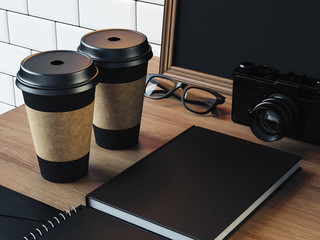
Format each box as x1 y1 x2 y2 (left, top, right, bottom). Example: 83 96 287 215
160 0 320 96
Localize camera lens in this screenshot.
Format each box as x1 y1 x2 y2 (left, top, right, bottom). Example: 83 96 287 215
259 109 283 134
249 94 298 142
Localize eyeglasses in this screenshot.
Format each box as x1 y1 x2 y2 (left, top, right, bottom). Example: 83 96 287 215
144 74 225 117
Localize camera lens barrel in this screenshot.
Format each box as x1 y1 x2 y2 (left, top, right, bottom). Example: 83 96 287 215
249 94 299 142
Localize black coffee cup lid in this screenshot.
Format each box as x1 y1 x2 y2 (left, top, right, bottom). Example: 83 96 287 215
16 50 98 96
78 29 153 68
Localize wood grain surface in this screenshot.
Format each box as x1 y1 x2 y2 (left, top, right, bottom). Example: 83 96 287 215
0 57 319 240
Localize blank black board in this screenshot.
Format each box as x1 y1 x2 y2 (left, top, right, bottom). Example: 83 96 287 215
172 0 320 80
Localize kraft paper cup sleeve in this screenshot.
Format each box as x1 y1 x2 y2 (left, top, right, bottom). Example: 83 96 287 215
26 102 94 162
93 77 146 130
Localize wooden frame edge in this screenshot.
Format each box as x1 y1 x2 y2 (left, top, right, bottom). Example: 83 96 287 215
159 0 233 96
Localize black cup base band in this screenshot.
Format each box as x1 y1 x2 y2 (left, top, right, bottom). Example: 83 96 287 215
37 153 89 183
93 124 140 150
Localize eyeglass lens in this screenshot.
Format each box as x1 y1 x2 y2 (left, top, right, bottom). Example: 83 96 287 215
145 76 175 99
183 88 217 113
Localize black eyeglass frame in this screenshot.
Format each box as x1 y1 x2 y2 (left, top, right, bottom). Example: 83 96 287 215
144 74 226 116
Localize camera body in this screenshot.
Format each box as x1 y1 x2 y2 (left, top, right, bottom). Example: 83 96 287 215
232 61 320 144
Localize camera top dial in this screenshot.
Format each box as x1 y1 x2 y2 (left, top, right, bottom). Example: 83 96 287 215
238 61 255 73
237 61 279 80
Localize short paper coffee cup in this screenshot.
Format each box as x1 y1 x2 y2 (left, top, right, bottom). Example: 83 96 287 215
78 29 153 149
16 50 98 183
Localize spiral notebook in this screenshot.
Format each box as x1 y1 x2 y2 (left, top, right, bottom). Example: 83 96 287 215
86 126 302 240
23 205 167 240
0 185 61 240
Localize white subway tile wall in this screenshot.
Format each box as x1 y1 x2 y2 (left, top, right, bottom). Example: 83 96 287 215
137 1 163 45
0 0 28 14
0 73 15 106
8 12 57 51
141 0 164 5
150 43 161 58
28 0 80 25
0 102 14 114
79 0 136 30
0 10 9 42
56 23 92 50
13 77 24 107
0 42 31 76
31 50 40 55
0 0 163 114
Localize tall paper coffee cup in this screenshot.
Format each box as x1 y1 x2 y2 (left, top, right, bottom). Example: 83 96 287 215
78 29 153 149
16 50 98 182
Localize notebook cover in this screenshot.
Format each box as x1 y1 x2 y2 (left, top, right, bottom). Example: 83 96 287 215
25 205 167 240
86 126 302 240
0 185 60 240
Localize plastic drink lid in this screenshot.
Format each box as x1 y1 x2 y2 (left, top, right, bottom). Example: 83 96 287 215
16 50 98 96
78 29 153 68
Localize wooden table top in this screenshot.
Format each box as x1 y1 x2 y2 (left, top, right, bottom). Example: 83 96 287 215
0 57 319 240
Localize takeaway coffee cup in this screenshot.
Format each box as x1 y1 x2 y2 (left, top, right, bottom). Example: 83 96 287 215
78 29 153 150
16 50 98 183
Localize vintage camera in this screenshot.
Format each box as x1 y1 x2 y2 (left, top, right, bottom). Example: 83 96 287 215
232 61 320 144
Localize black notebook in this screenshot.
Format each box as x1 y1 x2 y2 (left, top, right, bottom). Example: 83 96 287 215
23 205 167 240
0 185 60 240
86 126 301 240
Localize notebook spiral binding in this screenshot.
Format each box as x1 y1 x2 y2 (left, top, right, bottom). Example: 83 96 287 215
23 206 79 240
